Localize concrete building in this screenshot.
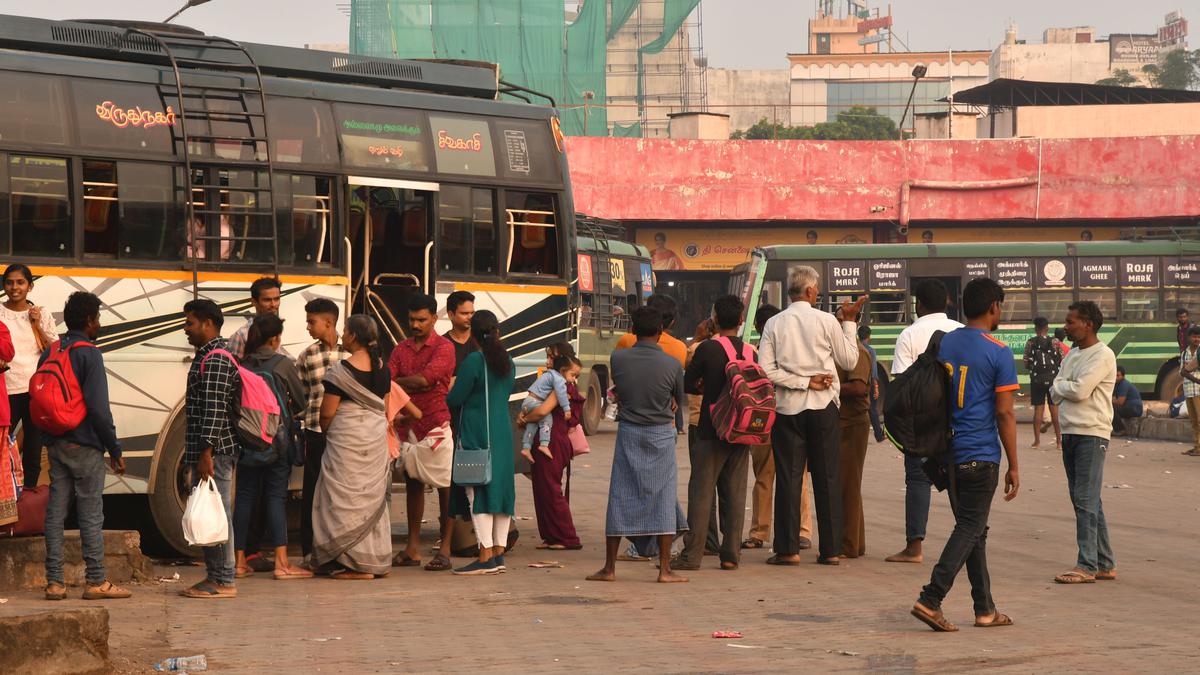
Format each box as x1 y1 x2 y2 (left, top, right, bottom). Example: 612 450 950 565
788 50 990 128
913 111 981 140
705 68 790 133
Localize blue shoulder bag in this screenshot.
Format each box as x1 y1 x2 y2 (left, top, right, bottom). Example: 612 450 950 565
452 363 492 487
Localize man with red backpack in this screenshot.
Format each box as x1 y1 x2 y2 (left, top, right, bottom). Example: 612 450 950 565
36 292 130 601
674 295 771 571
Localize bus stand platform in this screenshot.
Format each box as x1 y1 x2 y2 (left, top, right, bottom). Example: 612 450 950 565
0 530 152 592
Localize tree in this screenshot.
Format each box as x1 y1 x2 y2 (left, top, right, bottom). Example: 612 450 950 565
1141 49 1200 90
1096 69 1139 87
731 106 899 140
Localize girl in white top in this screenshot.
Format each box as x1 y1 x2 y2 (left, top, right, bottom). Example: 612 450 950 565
1 264 59 487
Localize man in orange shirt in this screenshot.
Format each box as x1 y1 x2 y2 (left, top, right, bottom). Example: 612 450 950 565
613 294 686 561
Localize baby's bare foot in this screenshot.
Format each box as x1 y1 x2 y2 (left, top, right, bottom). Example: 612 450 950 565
537 445 553 460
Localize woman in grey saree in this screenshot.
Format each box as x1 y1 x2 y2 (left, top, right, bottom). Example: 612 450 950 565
311 315 393 579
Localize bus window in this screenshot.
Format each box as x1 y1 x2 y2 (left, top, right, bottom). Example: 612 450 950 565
869 292 906 324
999 292 1032 322
1034 291 1073 322
506 191 559 277
0 73 69 147
1120 291 1160 322
437 186 496 276
764 281 783 310
495 118 560 183
1079 291 1117 321
267 98 339 168
210 169 273 263
73 81 174 156
336 104 430 173
1165 290 1200 317
82 161 118 257
473 189 498 275
10 155 71 257
276 174 334 267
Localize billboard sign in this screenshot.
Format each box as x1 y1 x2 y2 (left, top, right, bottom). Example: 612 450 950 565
1110 34 1162 64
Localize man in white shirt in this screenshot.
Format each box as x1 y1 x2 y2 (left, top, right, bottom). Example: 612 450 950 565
759 265 864 565
886 279 963 564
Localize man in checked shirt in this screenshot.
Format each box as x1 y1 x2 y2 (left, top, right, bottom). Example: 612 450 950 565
294 298 349 559
180 299 241 599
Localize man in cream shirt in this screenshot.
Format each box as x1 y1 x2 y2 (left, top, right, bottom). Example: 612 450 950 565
886 280 963 564
759 265 864 566
1050 300 1117 585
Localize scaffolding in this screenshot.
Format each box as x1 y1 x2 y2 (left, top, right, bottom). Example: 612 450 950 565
347 0 707 137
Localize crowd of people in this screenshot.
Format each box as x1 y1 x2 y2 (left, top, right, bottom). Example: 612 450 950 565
0 262 1177 625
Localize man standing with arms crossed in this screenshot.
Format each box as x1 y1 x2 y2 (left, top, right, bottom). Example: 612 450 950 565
1051 301 1118 584
759 265 864 566
911 278 1019 632
886 279 962 564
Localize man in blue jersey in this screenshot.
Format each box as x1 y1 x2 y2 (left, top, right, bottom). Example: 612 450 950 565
911 277 1020 632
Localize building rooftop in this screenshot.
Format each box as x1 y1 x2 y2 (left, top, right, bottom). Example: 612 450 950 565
950 78 1200 107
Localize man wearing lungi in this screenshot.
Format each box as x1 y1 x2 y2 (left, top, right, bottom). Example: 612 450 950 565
587 306 688 583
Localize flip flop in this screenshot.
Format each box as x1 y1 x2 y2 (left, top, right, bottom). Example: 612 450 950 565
330 570 375 580
765 554 801 566
537 543 568 550
720 561 739 571
274 570 314 580
392 553 422 567
974 612 1013 628
616 553 651 562
234 567 255 579
424 553 452 572
741 538 765 549
180 580 236 599
1054 570 1096 584
1096 569 1117 581
911 604 958 632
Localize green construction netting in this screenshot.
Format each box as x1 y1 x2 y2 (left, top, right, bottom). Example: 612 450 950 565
349 0 698 136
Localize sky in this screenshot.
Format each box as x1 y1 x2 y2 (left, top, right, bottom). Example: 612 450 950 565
2 0 1188 68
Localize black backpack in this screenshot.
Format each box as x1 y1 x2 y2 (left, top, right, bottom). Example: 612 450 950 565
1025 335 1061 386
883 331 951 459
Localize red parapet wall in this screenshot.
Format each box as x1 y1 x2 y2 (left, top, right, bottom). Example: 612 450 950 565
564 136 1200 223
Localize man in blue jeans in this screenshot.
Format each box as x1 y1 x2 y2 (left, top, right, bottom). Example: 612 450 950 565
1051 300 1118 584
42 292 130 601
911 278 1020 632
180 299 240 599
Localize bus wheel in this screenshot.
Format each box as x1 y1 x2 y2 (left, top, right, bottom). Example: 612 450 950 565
1157 367 1183 402
149 414 200 558
582 375 604 436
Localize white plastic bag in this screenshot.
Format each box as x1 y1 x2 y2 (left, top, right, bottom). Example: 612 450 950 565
181 477 229 547
398 423 453 488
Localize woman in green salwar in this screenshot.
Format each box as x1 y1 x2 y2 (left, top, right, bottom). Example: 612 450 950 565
447 310 516 576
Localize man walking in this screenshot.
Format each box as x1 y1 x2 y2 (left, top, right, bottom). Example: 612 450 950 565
390 293 457 571
1025 317 1063 448
180 299 240 599
1180 327 1200 457
295 298 348 559
41 292 130 601
227 277 282 360
886 279 962 564
675 295 752 571
1110 366 1143 437
587 306 687 583
1051 300 1117 585
837 334 873 559
1176 307 1195 352
760 265 865 566
911 278 1019 632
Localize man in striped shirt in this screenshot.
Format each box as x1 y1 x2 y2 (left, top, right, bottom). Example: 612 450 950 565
295 298 349 558
181 299 240 599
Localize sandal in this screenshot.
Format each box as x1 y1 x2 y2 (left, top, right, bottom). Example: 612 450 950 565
766 554 801 566
911 603 958 632
82 580 132 600
392 553 422 567
974 612 1013 628
424 553 452 572
741 538 765 549
1054 570 1096 584
45 582 66 601
330 570 375 580
536 543 567 550
1096 569 1117 581
234 567 254 579
720 561 739 571
180 580 237 599
274 568 314 580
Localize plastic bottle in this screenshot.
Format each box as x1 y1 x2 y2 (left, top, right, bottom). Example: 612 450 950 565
155 655 207 672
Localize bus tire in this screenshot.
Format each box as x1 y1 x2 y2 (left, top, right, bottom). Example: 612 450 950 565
582 374 604 436
149 414 200 558
1156 362 1183 402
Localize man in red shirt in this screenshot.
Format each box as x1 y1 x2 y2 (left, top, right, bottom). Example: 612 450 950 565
389 293 457 572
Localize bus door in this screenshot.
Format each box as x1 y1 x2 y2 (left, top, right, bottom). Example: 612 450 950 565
909 276 962 322
347 176 438 351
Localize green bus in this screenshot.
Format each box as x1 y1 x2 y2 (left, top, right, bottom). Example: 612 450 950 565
732 241 1200 399
573 216 654 433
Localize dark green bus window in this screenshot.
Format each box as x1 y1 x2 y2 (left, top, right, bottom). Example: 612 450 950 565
73 81 176 156
335 104 430 173
11 155 70 257
83 161 181 261
0 72 69 147
495 119 560 183
268 98 339 168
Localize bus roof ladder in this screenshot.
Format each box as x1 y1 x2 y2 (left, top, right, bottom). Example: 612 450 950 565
119 27 280 297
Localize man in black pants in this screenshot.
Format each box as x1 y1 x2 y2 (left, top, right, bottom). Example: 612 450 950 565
759 265 865 565
911 278 1020 632
294 298 349 561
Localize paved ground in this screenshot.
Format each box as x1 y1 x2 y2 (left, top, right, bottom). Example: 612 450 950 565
4 421 1200 673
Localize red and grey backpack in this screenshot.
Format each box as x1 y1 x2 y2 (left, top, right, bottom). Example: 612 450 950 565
708 336 776 445
30 340 93 435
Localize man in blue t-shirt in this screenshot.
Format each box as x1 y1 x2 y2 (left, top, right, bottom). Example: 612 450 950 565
1111 365 1143 436
911 278 1020 632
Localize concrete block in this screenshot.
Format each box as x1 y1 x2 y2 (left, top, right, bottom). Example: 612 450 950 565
1136 416 1192 444
0 607 110 674
0 530 152 592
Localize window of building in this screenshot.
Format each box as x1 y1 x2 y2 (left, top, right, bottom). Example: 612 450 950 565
437 186 496 276
0 72 69 147
10 155 71 257
505 191 559 277
826 79 950 125
275 174 334 267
